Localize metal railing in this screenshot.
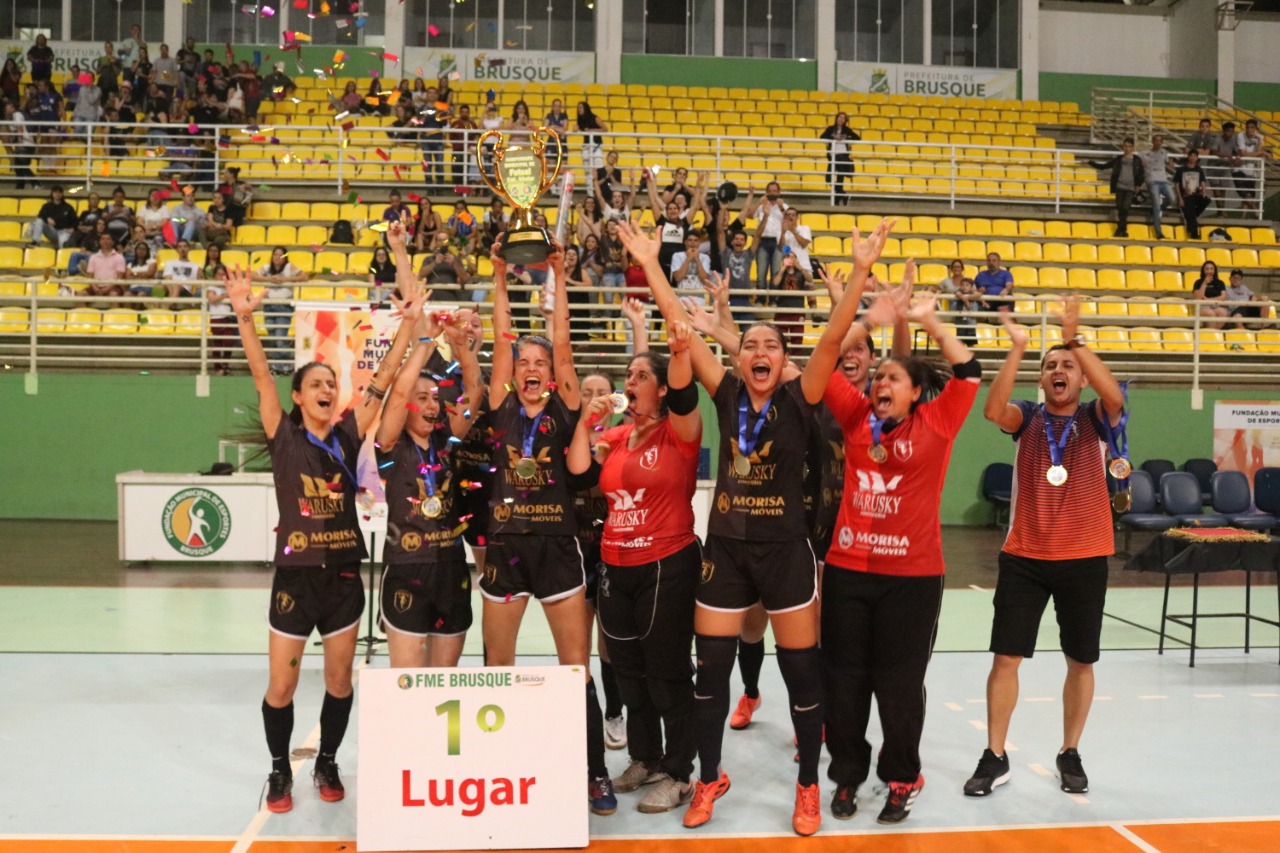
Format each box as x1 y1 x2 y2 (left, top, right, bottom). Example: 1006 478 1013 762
1 119 1263 216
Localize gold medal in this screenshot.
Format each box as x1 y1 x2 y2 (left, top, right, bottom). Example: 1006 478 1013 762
1109 458 1132 480
868 444 888 463
515 456 538 479
608 392 629 414
1046 465 1068 486
733 454 751 477
1111 490 1132 514
423 495 444 519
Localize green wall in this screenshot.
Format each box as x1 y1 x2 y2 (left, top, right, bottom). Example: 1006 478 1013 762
3 375 1275 524
1038 73 1216 112
621 55 818 90
1233 82 1280 114
197 43 386 80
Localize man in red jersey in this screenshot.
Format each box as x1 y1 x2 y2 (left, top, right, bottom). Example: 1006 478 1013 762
965 297 1124 799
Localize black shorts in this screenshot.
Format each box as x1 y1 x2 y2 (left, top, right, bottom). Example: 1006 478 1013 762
380 556 474 637
990 551 1109 664
599 539 701 677
459 482 490 548
697 535 817 614
268 565 365 640
580 536 603 602
479 533 585 603
811 527 834 564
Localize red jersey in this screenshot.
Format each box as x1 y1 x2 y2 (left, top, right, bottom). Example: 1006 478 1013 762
1002 400 1115 560
598 419 701 566
823 374 979 577
623 264 651 302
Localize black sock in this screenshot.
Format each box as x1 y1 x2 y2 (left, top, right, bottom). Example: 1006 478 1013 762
777 645 824 787
600 659 624 719
586 678 607 777
694 635 738 784
262 699 294 776
737 638 765 700
318 692 354 761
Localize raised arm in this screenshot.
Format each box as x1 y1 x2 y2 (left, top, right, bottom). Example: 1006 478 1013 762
488 241 513 411
548 242 580 410
376 310 442 450
1059 294 1124 425
646 172 664 221
665 320 702 444
227 265 282 439
984 314 1029 432
353 266 424 438
567 395 612 475
620 296 650 355
441 315 482 439
681 295 741 357
617 221 726 396
800 219 896 404
703 270 738 340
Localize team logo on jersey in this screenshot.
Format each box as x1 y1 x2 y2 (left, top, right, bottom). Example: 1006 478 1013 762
716 492 731 514
893 439 913 461
538 414 558 437
837 526 854 550
493 503 512 523
700 559 715 583
606 489 646 511
393 590 414 613
639 446 659 470
765 405 778 424
287 531 309 553
298 473 345 519
855 470 903 494
275 591 296 614
161 488 232 557
483 563 498 585
401 531 423 552
822 487 833 507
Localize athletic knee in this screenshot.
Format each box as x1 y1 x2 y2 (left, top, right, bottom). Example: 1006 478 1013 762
1063 656 1094 675
991 654 1023 674
265 683 296 707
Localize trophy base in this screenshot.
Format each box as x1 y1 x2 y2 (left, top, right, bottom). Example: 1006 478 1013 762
499 227 552 265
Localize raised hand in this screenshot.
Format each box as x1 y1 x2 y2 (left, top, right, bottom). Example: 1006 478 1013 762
440 312 467 350
583 394 614 426
668 319 693 354
703 270 729 307
226 265 264 315
890 259 917 315
818 264 847 301
906 293 939 325
864 290 898 329
1002 314 1030 349
620 296 648 329
1057 293 1081 341
679 295 718 335
391 277 427 324
616 221 659 266
386 219 407 254
850 217 897 271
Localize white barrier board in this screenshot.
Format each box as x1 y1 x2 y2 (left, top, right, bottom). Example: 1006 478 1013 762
357 666 588 851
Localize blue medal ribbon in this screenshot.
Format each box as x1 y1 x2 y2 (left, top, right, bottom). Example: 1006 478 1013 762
868 412 888 448
736 388 772 461
412 440 439 498
1041 404 1076 469
305 428 357 486
518 406 540 460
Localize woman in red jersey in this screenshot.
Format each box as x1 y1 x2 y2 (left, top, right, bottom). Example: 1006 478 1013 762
567 321 704 815
819 260 981 826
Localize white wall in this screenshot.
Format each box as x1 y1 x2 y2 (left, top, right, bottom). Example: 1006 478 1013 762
1234 17 1280 83
1166 0 1218 79
1039 5 1169 76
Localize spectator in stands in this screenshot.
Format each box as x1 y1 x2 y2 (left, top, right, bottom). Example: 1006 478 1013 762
1191 261 1229 329
719 224 755 329
560 245 592 342
479 198 508 256
952 277 980 345
26 186 78 248
117 24 144 72
72 73 103 127
598 216 627 298
103 187 136 243
205 192 235 248
504 99 533 147
746 181 788 301
234 61 264 121
254 247 308 375
1 59 22 106
597 149 623 198
382 190 413 227
974 252 1014 319
138 190 173 249
671 230 712 301
27 35 54 84
576 195 603 244
216 167 253 227
1089 137 1144 238
177 38 200 96
771 249 816 351
450 104 478 185
545 98 570 180
447 201 479 256
1173 150 1212 240
338 81 362 113
170 188 207 245
1185 118 1215 155
417 239 471 296
662 167 695 208
414 198 446 254
1 101 35 188
409 77 430 109
479 101 503 188
205 265 234 375
80 233 127 301
161 239 202 304
419 88 450 188
780 208 813 273
152 44 179 100
201 243 225 280
1233 120 1266 214
131 47 154 104
1139 135 1176 240
363 79 389 117
72 193 105 246
125 242 159 296
596 169 636 221
648 188 692 281
28 81 63 165
937 259 967 302
124 224 149 262
576 101 608 172
263 63 296 100
819 111 860 205
68 220 108 276
1224 269 1268 335
368 246 397 303
97 42 122 99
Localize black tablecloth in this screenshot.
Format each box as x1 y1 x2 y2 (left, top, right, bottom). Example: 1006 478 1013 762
1126 534 1280 576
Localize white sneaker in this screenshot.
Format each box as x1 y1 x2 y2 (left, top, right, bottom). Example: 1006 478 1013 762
611 759 661 793
604 715 627 750
637 775 694 814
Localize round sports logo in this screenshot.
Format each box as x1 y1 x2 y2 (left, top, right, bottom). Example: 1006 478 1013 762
161 488 232 557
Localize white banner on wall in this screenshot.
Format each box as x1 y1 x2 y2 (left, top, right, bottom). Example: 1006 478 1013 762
3 41 104 75
401 48 596 84
836 61 1018 100
1213 401 1280 487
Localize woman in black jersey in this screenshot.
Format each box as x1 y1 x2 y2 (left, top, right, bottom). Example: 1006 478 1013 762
616 218 896 836
375 308 482 667
483 237 616 816
646 190 691 280
226 220 426 815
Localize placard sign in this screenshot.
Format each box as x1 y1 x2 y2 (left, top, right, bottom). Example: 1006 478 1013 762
357 666 588 851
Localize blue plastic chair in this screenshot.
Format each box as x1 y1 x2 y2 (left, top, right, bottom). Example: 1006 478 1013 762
1160 471 1229 527
1118 470 1177 552
981 462 1013 528
1211 470 1278 531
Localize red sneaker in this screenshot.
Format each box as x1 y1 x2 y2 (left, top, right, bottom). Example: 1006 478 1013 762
265 771 293 813
792 782 822 836
313 760 345 803
877 774 924 824
729 694 761 730
682 771 731 828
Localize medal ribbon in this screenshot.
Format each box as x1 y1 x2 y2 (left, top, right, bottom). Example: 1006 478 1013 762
518 406 540 462
1040 404 1076 469
868 412 889 450
305 429 357 486
1101 382 1130 481
736 388 772 462
413 440 439 498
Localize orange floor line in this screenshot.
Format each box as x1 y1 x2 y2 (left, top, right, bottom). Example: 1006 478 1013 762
1124 820 1280 852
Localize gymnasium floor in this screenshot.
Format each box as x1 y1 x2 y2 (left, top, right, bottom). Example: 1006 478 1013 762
1 521 1278 853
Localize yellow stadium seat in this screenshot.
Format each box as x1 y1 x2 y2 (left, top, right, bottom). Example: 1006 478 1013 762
1068 269 1096 289
298 225 329 247
64 309 102 334
1043 243 1070 263
1070 222 1097 240
0 198 17 216
298 286 334 301
1232 249 1260 268
929 239 959 260
315 252 347 275
1126 270 1155 290
0 281 25 297
1260 249 1280 267
1129 327 1163 352
1092 326 1127 351
1162 329 1194 351
1123 245 1152 265
1010 266 1037 288
1151 246 1179 267
1157 297 1191 318
1250 228 1276 245
1039 267 1068 289
102 309 137 334
1097 269 1125 290
251 202 280 220
1018 220 1046 236
1127 298 1159 319
236 225 267 245
1179 247 1206 267
0 221 22 241
0 306 29 332
312 202 340 222
1098 244 1124 265
35 308 66 334
1153 270 1183 292
222 250 250 269
958 239 986 260
1070 244 1097 264
139 310 175 334
289 253 315 274
172 311 203 336
1205 248 1232 268
938 217 966 235
917 262 947 282
991 219 1019 237
266 226 298 246
1197 329 1226 352
1257 330 1280 353
1013 298 1039 315
280 202 311 220
901 238 930 258
812 236 844 257
911 216 939 234
24 247 56 270
966 219 992 237
18 198 45 217
1044 221 1071 239
1096 299 1127 318
1013 242 1042 262
1224 330 1256 352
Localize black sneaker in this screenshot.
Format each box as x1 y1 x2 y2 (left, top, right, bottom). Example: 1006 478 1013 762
876 774 924 824
313 759 346 802
963 748 1011 797
265 770 293 813
1056 749 1089 794
831 784 857 820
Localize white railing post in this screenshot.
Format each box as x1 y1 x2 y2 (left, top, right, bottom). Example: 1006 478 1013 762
949 145 957 210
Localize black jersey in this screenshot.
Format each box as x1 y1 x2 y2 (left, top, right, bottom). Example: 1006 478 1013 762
488 392 580 536
708 373 814 541
378 428 464 565
573 483 608 547
808 402 846 543
267 410 368 568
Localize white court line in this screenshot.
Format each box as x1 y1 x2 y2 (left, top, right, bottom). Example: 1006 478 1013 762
1111 823 1163 853
1028 763 1053 777
967 698 986 703
1194 693 1224 699
1024 697 1055 702
968 584 987 591
230 659 370 853
1069 793 1092 805
1139 694 1168 700
969 719 987 730
1005 741 1019 752
1094 696 1113 701
945 701 964 711
1249 692 1279 697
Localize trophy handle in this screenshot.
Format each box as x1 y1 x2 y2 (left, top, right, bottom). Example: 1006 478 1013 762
531 127 565 198
476 129 508 201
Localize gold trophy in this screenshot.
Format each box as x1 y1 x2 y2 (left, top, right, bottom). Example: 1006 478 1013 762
476 128 564 265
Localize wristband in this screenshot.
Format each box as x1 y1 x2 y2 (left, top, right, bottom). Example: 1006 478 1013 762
952 357 982 380
858 317 875 334
666 381 699 415
1065 334 1086 350
366 383 387 400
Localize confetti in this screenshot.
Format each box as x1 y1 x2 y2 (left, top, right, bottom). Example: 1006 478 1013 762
428 24 441 37
383 52 399 62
